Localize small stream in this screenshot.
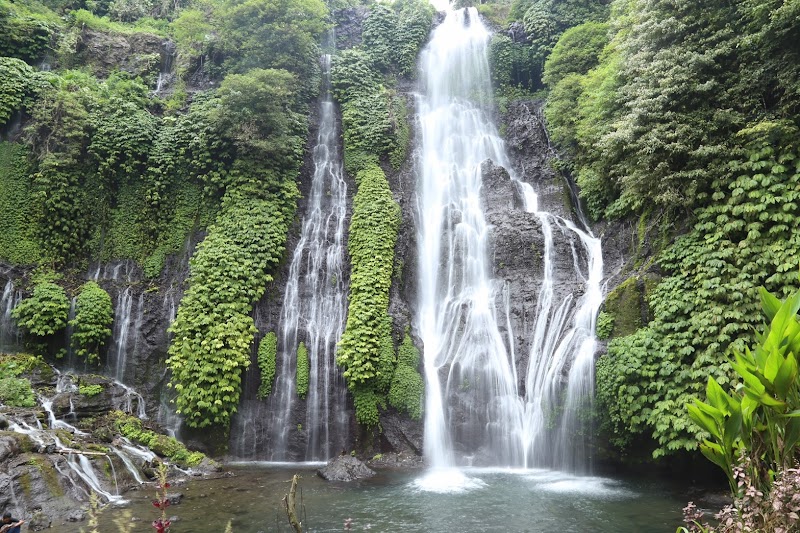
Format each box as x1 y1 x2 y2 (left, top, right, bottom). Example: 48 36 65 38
98 465 686 532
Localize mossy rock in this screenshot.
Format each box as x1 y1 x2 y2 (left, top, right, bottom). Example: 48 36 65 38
602 275 654 339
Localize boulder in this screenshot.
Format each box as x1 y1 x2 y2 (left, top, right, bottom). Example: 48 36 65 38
317 455 375 482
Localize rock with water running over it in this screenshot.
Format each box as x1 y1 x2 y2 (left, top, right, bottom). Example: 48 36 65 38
317 455 375 482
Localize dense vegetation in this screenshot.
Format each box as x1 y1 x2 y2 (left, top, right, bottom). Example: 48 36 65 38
681 289 800 532
0 0 432 437
256 332 277 399
70 281 113 363
330 0 431 426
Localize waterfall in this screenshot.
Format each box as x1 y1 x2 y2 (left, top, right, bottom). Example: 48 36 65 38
0 278 23 353
415 7 603 475
234 54 350 461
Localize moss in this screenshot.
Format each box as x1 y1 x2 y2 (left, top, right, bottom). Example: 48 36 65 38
0 432 33 453
18 470 32 497
26 456 64 497
603 276 644 338
78 384 104 397
108 411 208 467
54 429 77 449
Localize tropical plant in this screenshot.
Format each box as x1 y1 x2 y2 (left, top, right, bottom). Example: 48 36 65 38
688 287 800 493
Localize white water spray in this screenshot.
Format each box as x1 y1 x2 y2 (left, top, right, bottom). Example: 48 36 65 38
415 7 603 478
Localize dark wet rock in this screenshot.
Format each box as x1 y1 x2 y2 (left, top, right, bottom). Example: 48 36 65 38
50 375 141 420
75 29 162 79
367 452 424 469
379 411 423 456
317 455 376 482
165 492 183 505
502 100 575 220
190 456 223 475
507 21 530 44
334 7 369 50
28 509 51 531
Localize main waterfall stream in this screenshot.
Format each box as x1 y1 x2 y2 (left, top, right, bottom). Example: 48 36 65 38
415 6 603 484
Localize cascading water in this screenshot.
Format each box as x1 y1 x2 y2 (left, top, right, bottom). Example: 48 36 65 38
0 278 23 352
415 7 603 478
233 54 349 461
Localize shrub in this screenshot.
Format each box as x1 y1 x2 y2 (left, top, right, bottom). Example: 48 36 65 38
256 332 277 399
70 282 113 364
12 281 70 337
296 341 309 399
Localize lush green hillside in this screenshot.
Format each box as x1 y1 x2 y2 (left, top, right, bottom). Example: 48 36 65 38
0 0 433 436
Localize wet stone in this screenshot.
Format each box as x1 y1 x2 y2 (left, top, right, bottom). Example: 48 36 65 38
317 455 376 482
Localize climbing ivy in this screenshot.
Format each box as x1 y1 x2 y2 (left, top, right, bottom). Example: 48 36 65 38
12 280 70 337
331 18 421 173
596 121 800 458
0 142 41 265
388 333 423 420
166 180 299 429
70 281 113 364
296 341 309 399
594 311 614 341
167 69 305 430
337 164 400 426
0 57 33 125
256 332 277 399
0 0 59 63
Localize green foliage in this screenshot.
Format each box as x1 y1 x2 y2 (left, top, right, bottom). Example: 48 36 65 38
167 69 305 429
595 311 614 340
70 282 113 364
12 280 69 337
109 411 206 467
256 332 277 399
596 122 800 458
520 0 608 63
295 341 309 399
0 0 60 63
68 9 167 35
214 0 328 89
0 57 34 125
361 0 434 76
688 287 800 494
488 34 539 93
337 163 400 426
167 180 298 428
352 385 381 427
542 21 609 87
0 142 42 264
331 51 409 171
78 383 104 397
215 69 306 167
388 333 423 419
0 353 41 407
0 376 36 407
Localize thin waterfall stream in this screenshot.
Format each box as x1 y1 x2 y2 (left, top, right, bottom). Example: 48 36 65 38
415 6 603 485
234 54 350 461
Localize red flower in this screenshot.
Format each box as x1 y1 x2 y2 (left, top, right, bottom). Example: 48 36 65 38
152 518 171 533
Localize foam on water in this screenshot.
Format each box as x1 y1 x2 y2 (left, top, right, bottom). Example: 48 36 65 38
413 468 488 494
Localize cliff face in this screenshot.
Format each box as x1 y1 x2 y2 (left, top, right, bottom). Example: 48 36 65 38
0 9 628 465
